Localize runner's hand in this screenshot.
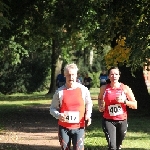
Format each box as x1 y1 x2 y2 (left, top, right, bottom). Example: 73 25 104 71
99 105 105 112
85 117 92 126
58 113 66 122
99 100 105 112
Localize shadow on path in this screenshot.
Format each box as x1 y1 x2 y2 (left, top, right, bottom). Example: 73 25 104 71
1 102 149 150
0 104 61 150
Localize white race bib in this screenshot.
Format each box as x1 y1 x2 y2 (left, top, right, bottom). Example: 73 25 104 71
64 111 79 123
108 104 123 116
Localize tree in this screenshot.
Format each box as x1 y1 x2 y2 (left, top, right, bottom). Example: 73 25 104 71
0 0 53 93
0 0 11 29
104 0 150 113
0 0 149 105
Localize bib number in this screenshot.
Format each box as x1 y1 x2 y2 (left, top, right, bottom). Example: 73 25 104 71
108 104 123 116
64 111 79 123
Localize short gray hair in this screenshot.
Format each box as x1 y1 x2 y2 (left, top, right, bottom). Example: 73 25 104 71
64 63 79 74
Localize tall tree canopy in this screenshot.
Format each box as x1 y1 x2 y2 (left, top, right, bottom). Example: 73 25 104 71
0 0 150 112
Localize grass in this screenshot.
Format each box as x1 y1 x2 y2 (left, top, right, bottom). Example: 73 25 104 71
0 91 51 107
0 88 150 150
0 91 52 124
90 88 100 97
84 101 150 150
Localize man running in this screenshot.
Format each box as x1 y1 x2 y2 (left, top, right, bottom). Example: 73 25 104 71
50 63 93 150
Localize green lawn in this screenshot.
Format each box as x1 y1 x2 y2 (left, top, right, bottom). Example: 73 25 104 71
84 101 150 150
0 88 150 149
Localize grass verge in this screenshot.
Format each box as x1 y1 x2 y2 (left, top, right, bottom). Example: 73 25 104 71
84 102 150 149
0 89 150 149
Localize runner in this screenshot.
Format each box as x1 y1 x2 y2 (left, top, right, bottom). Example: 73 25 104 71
83 73 92 90
50 63 93 150
98 66 137 150
99 70 108 87
56 69 66 88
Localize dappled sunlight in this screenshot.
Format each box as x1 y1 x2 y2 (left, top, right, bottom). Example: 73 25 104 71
127 132 150 138
0 88 150 149
0 101 61 150
124 138 150 149
0 130 60 150
0 91 53 102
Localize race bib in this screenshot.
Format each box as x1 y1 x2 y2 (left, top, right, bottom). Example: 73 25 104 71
64 111 79 123
108 104 123 116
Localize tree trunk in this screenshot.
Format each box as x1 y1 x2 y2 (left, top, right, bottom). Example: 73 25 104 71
47 38 63 94
119 65 150 114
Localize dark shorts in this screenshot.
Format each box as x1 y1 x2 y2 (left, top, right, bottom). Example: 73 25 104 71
100 82 107 87
58 125 85 150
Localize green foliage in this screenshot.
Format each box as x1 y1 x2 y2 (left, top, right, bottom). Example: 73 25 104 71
0 0 149 94
0 0 11 29
90 72 100 88
110 0 150 72
0 46 51 94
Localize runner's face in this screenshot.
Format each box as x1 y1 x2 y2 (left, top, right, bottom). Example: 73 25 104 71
65 69 77 84
108 69 120 83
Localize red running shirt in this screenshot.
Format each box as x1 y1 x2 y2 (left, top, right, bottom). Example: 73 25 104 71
103 83 127 120
58 88 85 129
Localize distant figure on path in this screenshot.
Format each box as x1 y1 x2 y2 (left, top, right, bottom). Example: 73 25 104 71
99 70 108 87
56 69 66 88
83 73 92 90
77 73 83 84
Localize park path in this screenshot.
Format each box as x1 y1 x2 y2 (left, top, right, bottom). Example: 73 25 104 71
0 104 60 150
